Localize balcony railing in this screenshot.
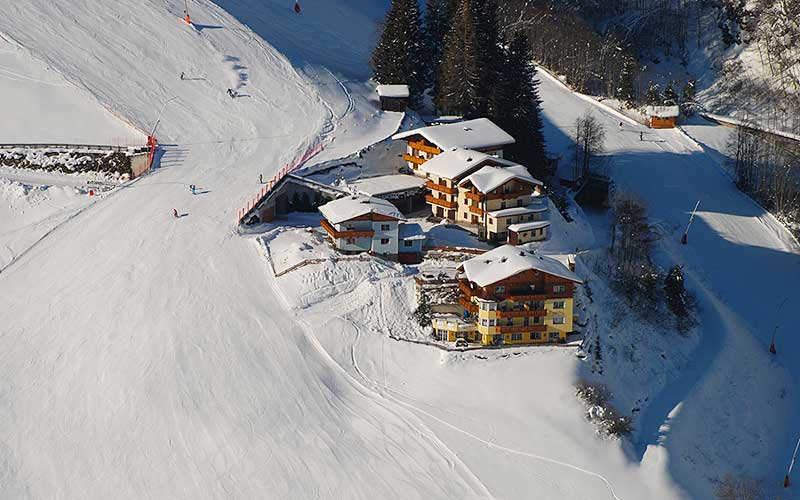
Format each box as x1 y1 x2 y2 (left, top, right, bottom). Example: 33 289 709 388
496 324 546 333
409 140 442 155
458 280 475 297
486 190 533 201
402 153 426 165
464 191 482 201
425 195 458 209
459 296 478 313
496 309 547 318
320 219 374 239
425 180 458 195
467 205 484 215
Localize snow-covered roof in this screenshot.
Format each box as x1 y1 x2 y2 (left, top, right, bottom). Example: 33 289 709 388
418 148 515 180
460 164 542 193
392 118 515 150
645 105 679 118
507 221 550 232
460 245 582 287
398 222 426 241
319 196 404 225
350 174 425 196
376 85 409 98
487 206 543 218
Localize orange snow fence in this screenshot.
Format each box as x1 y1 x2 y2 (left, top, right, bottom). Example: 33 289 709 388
236 143 325 225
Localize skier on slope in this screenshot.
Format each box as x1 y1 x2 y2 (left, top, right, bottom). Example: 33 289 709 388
190 184 196 195
180 72 185 80
640 131 644 141
618 121 623 131
173 208 179 218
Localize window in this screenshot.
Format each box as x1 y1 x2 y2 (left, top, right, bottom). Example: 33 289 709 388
517 199 523 206
506 318 513 326
463 213 468 219
553 301 565 309
488 319 496 326
553 284 566 293
380 224 390 231
403 240 413 248
480 301 497 311
346 237 356 244
552 316 565 324
480 319 488 326
495 285 505 293
511 333 522 341
380 238 389 245
523 317 529 326
530 332 542 340
504 186 510 194
489 218 495 226
527 215 534 221
532 316 540 324
500 201 507 209
549 332 561 342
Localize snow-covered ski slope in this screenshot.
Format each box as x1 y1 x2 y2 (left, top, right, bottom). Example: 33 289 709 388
0 2 485 499
538 70 800 499
0 35 146 144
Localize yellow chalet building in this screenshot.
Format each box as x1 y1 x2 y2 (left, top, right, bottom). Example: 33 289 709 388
416 147 518 220
433 246 582 346
391 118 515 175
457 164 544 242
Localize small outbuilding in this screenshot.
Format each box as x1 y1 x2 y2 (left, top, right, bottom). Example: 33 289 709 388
645 105 679 129
376 85 410 112
507 221 550 245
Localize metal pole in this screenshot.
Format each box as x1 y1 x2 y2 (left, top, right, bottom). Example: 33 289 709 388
149 96 179 138
681 199 700 244
770 297 789 354
786 436 800 488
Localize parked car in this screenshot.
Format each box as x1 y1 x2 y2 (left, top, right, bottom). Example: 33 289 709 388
454 338 469 348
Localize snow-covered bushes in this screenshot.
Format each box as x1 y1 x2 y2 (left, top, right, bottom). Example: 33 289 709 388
713 473 765 500
575 380 633 437
0 148 132 175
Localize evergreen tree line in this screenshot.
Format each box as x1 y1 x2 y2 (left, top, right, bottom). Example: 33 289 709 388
371 0 547 177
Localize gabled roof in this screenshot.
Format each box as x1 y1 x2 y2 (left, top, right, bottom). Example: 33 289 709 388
645 105 679 118
418 147 516 180
318 196 404 225
460 245 582 287
350 174 425 196
391 118 515 151
376 85 409 98
488 205 547 218
398 222 426 241
460 164 542 194
507 221 550 232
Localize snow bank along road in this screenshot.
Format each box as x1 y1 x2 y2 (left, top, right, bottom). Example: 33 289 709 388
0 1 491 499
539 70 800 498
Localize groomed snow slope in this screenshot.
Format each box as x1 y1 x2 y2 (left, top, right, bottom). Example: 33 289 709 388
0 35 146 145
0 2 489 499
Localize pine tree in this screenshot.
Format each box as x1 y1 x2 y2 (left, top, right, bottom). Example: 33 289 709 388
424 0 450 100
682 79 696 103
371 0 426 100
494 31 547 178
436 0 482 116
617 57 637 106
664 265 693 333
471 0 502 118
645 82 661 105
663 81 678 105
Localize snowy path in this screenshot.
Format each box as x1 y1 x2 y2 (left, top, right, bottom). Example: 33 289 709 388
538 70 800 498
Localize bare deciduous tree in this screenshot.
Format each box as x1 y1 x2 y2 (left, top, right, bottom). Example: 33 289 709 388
572 112 606 183
714 473 765 500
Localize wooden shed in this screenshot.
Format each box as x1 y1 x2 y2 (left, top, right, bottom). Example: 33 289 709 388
376 85 409 112
645 105 680 129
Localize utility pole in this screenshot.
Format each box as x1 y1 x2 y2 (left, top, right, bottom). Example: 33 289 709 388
149 96 179 138
681 199 700 244
770 297 788 354
786 436 799 488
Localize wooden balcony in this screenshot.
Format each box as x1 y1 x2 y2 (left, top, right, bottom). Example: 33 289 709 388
409 140 442 155
497 324 546 334
467 205 484 216
320 219 374 239
402 153 426 165
464 191 482 201
425 180 458 195
486 191 533 201
425 195 458 209
459 296 478 314
496 308 547 318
